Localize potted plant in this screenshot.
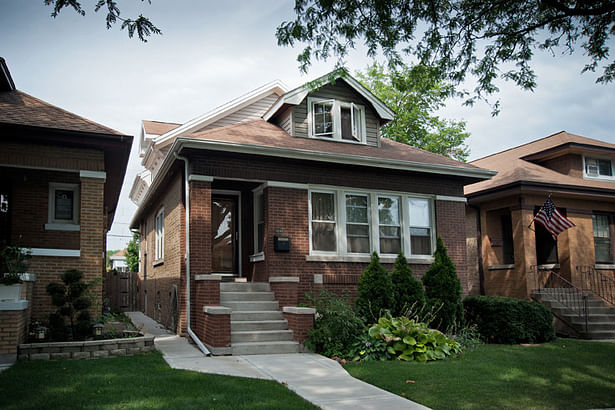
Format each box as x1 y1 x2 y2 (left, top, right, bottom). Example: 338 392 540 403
0 246 31 301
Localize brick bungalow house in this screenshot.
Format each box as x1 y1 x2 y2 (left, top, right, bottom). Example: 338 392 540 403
465 132 615 338
0 57 133 353
129 71 494 354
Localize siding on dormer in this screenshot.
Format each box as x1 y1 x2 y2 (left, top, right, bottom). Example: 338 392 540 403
200 93 280 131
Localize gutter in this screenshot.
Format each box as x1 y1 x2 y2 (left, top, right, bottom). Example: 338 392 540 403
174 152 211 356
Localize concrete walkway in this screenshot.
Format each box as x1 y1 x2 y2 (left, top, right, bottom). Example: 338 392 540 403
127 311 428 410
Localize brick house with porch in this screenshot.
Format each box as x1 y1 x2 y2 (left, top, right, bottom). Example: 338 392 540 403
465 131 615 338
129 71 494 354
0 57 132 353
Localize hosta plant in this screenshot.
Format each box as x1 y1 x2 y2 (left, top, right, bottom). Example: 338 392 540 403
368 314 461 362
349 331 394 362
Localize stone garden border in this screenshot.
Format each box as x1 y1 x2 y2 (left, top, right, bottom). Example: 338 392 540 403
18 335 155 360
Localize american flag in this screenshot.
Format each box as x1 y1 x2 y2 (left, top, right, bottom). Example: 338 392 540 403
534 198 575 240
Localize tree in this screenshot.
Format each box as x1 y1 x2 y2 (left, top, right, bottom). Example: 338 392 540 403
277 1 615 112
44 0 161 42
126 232 139 273
357 63 470 161
356 252 393 323
421 236 463 332
390 253 425 316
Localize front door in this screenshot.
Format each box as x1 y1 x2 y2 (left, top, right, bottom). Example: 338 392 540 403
211 196 238 274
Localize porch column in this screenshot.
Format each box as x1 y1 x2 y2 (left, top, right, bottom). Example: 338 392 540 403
511 205 536 299
559 211 594 289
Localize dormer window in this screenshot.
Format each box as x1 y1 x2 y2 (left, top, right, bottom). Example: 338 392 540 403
308 97 366 143
584 156 614 180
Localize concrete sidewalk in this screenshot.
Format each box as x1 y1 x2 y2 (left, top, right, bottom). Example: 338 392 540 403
127 311 428 410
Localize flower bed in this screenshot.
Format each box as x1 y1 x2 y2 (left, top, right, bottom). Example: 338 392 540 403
18 335 155 360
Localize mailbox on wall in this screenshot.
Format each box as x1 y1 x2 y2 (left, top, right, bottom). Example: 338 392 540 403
274 235 290 252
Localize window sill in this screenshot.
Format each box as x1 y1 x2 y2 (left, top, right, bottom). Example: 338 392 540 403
308 135 366 145
306 254 434 264
487 264 515 270
153 259 164 267
45 223 80 232
595 264 615 270
537 264 559 270
249 253 265 262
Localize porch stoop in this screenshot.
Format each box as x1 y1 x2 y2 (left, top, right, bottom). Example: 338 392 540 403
220 282 300 355
532 289 615 339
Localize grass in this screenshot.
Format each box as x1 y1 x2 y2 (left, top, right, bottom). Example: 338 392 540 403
0 352 316 410
344 339 615 410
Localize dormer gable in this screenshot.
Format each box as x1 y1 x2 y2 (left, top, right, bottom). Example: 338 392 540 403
265 71 394 148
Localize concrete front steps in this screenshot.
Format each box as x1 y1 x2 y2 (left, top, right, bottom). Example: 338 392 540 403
532 288 615 339
220 282 300 355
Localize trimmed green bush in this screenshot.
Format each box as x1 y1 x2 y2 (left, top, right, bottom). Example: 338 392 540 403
463 295 556 344
304 290 365 358
46 269 92 341
391 253 425 316
356 252 393 323
422 237 463 332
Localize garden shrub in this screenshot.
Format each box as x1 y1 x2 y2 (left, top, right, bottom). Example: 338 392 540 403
422 236 463 332
366 313 461 362
463 295 556 344
356 252 393 323
304 290 365 358
46 269 92 341
390 253 425 316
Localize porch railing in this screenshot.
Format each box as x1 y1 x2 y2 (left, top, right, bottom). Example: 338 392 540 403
576 265 615 307
528 266 588 333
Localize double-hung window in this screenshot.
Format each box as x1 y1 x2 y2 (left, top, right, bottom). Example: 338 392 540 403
584 156 614 179
593 214 613 264
155 208 164 261
309 188 434 259
308 97 366 143
311 191 337 252
408 199 432 256
345 194 370 254
377 196 401 255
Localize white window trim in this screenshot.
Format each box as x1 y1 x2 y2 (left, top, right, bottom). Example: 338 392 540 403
344 192 371 255
309 189 338 255
375 194 402 256
308 186 435 259
583 155 615 181
155 208 164 262
307 97 367 144
47 183 79 226
252 185 265 260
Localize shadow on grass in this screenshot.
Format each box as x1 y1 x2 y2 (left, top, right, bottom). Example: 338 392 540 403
0 352 316 410
345 339 615 410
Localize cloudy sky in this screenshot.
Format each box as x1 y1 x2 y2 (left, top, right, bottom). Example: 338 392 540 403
2 1 614 250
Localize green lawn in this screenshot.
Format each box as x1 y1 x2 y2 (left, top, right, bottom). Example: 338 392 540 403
0 352 316 410
344 339 615 410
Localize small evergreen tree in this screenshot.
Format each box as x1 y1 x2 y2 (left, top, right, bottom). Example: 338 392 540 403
356 252 393 323
46 269 92 341
422 237 463 332
391 253 425 316
126 232 140 272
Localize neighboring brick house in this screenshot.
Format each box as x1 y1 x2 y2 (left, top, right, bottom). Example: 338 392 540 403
465 131 615 299
0 58 132 353
129 71 494 354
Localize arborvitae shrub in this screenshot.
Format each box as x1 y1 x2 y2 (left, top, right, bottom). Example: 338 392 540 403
422 236 463 332
464 295 556 344
391 253 425 316
356 252 393 323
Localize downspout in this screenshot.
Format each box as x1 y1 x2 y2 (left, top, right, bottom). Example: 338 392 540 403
174 151 211 356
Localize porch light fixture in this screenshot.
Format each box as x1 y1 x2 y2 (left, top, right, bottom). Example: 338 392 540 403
35 325 47 341
93 323 104 337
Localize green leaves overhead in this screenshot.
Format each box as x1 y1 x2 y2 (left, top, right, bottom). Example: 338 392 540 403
277 0 615 111
357 63 470 161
